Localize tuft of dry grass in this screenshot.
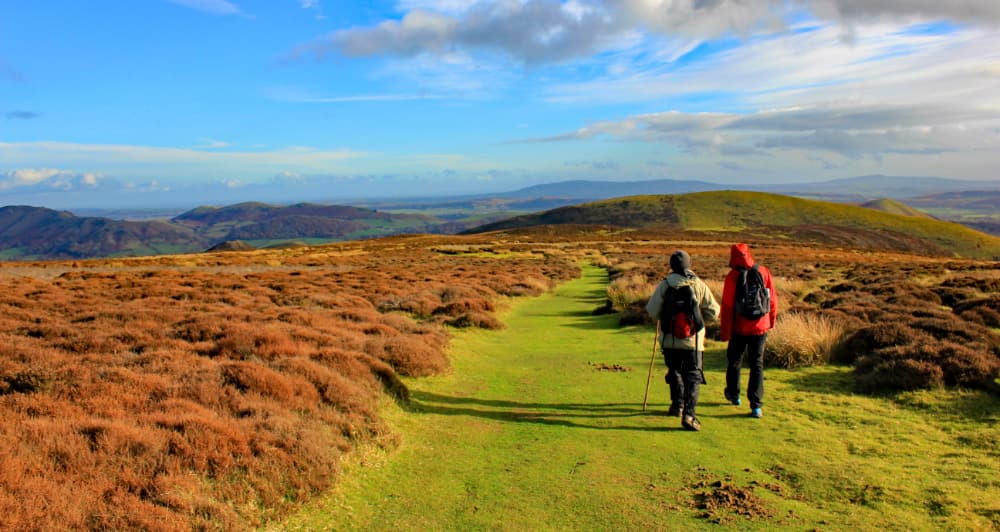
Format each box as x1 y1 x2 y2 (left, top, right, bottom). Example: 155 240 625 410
702 278 724 303
606 273 656 313
764 312 850 368
774 276 811 301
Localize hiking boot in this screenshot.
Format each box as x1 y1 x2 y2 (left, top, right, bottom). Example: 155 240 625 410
750 408 762 418
724 389 741 406
682 415 701 431
666 405 683 417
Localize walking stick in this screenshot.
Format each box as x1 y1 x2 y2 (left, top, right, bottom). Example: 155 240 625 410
642 320 660 411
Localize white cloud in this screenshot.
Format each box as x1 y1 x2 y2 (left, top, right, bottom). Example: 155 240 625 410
808 0 1000 25
544 22 1000 109
0 168 103 191
308 1 624 65
306 0 1000 67
167 0 241 15
0 142 366 184
512 102 1000 162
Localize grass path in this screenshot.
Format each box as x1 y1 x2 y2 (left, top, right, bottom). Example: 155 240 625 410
280 266 1000 531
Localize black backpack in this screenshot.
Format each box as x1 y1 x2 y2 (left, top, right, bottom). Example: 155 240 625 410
734 264 770 319
660 281 705 339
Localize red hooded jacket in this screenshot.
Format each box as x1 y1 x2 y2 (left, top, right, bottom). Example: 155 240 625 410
720 243 778 341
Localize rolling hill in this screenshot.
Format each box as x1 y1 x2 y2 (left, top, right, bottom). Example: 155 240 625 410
0 205 206 260
466 191 1000 259
0 203 443 260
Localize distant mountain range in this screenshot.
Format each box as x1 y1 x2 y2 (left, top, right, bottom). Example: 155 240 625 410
3 175 999 260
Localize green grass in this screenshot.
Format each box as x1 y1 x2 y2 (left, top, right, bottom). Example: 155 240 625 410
473 191 1000 259
277 266 1000 531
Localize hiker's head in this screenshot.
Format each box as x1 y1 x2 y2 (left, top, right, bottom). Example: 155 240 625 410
669 249 691 275
729 243 754 269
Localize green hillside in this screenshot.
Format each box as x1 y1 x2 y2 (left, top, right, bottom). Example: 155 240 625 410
468 191 1000 259
859 198 936 219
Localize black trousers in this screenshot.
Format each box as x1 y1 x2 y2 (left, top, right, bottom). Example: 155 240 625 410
726 334 767 409
662 348 701 416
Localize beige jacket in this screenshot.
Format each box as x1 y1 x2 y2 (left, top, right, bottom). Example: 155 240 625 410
646 272 720 352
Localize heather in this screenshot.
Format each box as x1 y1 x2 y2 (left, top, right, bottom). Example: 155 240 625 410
0 235 578 529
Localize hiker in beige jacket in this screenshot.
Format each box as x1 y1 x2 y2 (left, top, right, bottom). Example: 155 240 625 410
646 250 720 431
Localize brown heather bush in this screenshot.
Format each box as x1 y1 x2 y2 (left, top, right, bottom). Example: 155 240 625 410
0 235 580 529
960 306 1000 328
444 311 505 330
855 356 945 393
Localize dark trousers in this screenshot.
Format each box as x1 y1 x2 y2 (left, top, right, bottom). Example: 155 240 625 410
662 348 701 417
726 334 766 409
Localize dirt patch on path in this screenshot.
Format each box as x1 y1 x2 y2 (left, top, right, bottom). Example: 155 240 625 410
693 479 774 524
589 362 632 372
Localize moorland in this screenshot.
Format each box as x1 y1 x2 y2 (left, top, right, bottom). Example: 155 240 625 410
0 191 998 530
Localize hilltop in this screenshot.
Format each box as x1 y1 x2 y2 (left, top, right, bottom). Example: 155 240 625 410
859 198 936 219
467 190 1000 259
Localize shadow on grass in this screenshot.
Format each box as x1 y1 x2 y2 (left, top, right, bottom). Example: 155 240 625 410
783 366 857 397
406 390 677 432
782 364 1000 422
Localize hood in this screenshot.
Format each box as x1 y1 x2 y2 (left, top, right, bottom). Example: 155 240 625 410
729 243 755 269
666 271 696 288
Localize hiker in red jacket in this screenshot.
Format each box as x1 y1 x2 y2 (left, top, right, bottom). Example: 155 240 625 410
720 243 778 418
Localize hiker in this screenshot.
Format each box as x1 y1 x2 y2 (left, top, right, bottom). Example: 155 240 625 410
720 243 778 419
646 250 720 431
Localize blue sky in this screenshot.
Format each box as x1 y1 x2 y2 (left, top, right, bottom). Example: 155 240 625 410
2 0 999 209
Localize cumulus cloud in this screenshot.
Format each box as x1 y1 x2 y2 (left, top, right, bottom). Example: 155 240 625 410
307 0 624 65
0 168 102 191
809 0 1000 25
303 0 1000 65
167 0 241 15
